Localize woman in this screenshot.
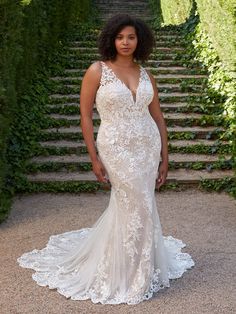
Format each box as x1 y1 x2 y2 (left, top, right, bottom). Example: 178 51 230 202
17 14 194 305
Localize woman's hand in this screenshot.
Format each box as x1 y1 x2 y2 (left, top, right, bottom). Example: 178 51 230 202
156 161 168 190
92 158 109 183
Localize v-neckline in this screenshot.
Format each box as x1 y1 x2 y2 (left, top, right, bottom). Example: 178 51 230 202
101 61 142 104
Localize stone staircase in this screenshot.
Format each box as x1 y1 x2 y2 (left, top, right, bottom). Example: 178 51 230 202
95 0 153 23
24 0 234 192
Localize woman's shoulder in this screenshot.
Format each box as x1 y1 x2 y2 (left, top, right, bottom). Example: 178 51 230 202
82 61 102 84
86 61 102 74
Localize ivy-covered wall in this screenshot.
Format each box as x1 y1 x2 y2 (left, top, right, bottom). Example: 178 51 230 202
0 0 92 222
151 0 236 174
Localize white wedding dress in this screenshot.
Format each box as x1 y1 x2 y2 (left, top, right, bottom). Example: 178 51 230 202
17 61 195 305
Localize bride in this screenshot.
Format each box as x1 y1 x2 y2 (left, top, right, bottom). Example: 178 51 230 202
17 14 195 305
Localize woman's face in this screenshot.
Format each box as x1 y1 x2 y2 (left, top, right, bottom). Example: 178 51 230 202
114 25 138 57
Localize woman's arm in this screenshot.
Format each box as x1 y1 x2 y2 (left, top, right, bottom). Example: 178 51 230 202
146 70 169 189
80 61 108 183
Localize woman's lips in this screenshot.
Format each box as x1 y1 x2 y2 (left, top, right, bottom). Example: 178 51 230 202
121 48 130 51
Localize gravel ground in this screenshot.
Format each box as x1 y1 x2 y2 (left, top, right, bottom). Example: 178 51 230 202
0 189 235 314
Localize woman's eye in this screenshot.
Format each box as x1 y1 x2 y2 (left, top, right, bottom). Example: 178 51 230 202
116 37 135 40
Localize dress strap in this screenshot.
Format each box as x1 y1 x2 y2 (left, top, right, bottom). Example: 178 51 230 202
99 61 117 87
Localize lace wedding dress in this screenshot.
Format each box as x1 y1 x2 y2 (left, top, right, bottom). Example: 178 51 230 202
17 61 195 305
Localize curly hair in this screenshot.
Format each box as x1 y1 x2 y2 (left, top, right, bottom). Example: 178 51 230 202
97 14 156 63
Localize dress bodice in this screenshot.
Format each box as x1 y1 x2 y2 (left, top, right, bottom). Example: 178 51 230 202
95 61 154 123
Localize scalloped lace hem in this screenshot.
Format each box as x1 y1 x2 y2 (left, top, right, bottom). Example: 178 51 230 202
17 231 195 305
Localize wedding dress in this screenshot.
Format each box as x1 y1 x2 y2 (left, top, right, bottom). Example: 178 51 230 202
17 60 195 305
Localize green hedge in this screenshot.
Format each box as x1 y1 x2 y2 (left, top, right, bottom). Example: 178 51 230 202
196 0 236 76
150 0 236 195
0 0 92 223
161 0 193 25
154 0 236 76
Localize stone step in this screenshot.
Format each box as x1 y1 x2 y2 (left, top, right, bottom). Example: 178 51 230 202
98 9 150 12
47 112 204 121
29 153 231 165
63 58 204 68
134 60 196 67
39 139 228 150
46 102 197 109
169 139 228 147
63 82 201 89
43 125 221 134
65 59 204 69
60 72 207 80
49 94 81 100
75 31 185 40
67 46 185 52
41 126 224 141
96 1 149 7
50 76 205 86
44 103 193 114
74 34 185 41
60 83 202 93
65 52 182 60
71 41 186 48
71 59 192 65
48 92 203 101
46 112 215 128
38 139 230 156
160 102 198 109
55 69 206 80
97 6 149 10
45 102 218 115
51 66 202 83
26 169 234 186
146 60 201 67
98 11 151 15
99 16 153 22
147 66 194 71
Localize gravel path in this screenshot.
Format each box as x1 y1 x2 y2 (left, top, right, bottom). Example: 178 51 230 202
0 189 236 314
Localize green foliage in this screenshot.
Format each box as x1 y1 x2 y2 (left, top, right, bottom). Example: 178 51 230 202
150 0 236 195
160 0 193 26
36 141 231 157
195 0 236 75
200 177 236 197
0 0 92 223
16 180 101 193
182 12 236 177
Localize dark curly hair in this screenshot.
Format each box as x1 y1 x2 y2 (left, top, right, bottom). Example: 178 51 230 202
97 14 156 63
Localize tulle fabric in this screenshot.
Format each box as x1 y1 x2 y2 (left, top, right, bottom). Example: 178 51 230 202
17 189 194 305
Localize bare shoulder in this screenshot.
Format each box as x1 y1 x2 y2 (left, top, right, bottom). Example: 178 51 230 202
85 61 101 77
82 61 102 86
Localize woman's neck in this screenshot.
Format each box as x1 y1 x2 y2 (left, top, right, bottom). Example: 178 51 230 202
110 55 136 67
